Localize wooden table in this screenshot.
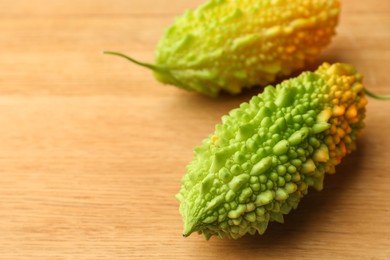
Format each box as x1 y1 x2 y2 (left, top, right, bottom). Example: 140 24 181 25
1 0 389 259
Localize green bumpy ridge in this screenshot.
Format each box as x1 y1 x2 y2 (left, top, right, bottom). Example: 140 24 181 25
176 63 367 239
154 0 340 96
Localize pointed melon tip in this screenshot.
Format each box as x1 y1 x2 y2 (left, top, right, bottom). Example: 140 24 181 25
182 218 199 238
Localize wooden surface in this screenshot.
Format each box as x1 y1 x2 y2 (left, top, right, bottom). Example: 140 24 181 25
1 0 389 259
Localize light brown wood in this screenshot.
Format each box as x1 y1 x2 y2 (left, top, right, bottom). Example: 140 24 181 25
0 0 389 259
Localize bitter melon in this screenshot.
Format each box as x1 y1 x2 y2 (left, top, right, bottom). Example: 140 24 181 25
105 0 340 96
176 63 366 239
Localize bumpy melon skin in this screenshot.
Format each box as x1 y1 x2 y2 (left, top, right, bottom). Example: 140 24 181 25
176 63 367 239
155 0 340 96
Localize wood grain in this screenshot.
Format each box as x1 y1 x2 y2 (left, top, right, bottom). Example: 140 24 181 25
0 0 389 259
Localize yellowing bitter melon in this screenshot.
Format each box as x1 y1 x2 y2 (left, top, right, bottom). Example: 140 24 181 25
176 63 367 239
105 0 340 96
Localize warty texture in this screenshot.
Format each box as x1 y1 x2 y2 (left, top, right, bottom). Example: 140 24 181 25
154 0 340 96
176 63 367 239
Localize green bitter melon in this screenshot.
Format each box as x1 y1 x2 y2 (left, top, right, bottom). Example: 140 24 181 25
176 63 367 239
106 0 340 96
